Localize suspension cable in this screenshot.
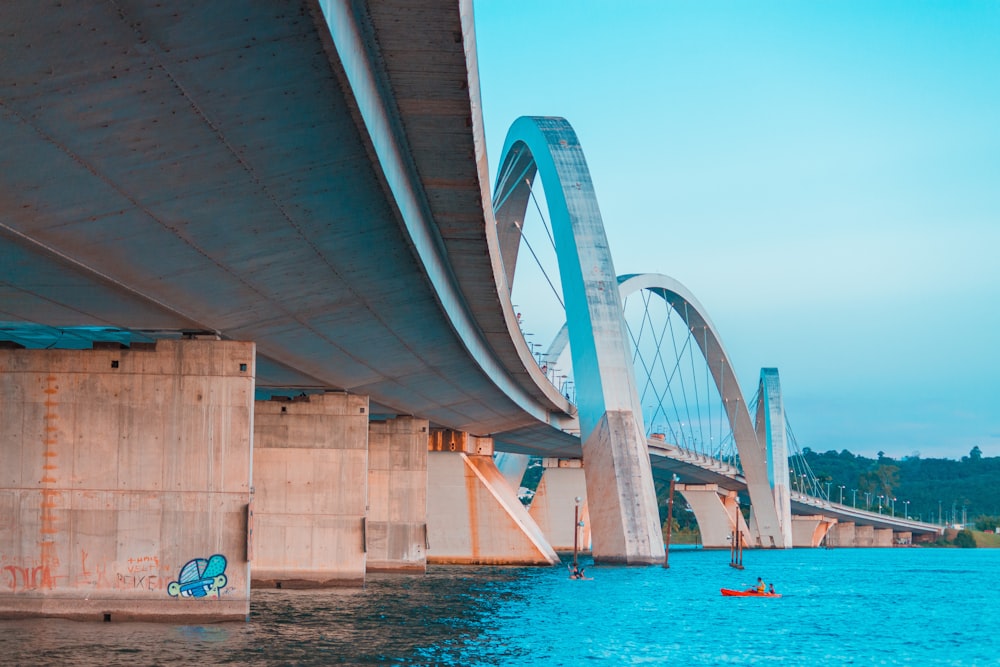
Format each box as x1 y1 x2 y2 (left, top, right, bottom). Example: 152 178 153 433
511 220 564 310
785 414 826 499
525 178 559 255
625 288 737 469
627 291 671 439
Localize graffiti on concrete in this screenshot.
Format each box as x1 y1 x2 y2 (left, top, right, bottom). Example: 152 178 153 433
167 554 228 599
3 563 54 592
117 572 162 591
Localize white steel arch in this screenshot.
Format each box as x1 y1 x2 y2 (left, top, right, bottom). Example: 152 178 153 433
493 116 663 564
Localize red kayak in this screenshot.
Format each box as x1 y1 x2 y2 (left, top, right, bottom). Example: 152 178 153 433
720 588 782 598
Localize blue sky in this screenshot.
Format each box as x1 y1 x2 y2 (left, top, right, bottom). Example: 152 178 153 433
474 1 1000 460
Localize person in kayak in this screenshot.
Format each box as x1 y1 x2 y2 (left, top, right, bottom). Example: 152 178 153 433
768 583 776 594
747 577 765 593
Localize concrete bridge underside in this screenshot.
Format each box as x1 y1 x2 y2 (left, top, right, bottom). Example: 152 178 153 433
0 0 575 448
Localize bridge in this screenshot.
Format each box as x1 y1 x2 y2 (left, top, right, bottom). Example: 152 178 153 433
0 0 938 622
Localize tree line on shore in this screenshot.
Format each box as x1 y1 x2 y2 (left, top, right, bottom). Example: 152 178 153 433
657 446 1000 536
796 446 1000 527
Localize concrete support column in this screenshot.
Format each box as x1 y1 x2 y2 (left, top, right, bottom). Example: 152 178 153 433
0 340 253 621
832 522 857 547
894 531 912 545
676 484 748 549
791 516 837 548
581 412 665 564
855 525 875 547
426 430 558 565
874 528 893 547
252 392 368 588
528 459 590 552
367 416 428 573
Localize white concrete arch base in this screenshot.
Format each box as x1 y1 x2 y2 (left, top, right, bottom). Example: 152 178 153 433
581 412 665 564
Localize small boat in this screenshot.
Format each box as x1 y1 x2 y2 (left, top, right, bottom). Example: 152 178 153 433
720 588 781 598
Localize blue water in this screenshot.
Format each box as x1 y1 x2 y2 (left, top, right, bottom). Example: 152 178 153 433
1 548 997 665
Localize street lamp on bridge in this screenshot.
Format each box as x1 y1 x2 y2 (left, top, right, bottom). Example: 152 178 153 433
852 488 858 507
800 474 807 494
878 495 884 514
903 500 910 519
865 491 872 509
838 485 845 505
891 497 896 517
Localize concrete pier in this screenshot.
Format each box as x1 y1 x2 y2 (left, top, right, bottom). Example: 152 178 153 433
426 431 558 565
832 522 857 547
676 484 748 548
0 341 253 621
874 528 894 547
791 515 836 548
528 459 590 552
581 411 665 564
366 416 428 573
251 392 369 588
855 525 876 547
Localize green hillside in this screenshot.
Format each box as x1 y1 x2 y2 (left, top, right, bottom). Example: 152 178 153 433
655 447 1000 541
798 446 1000 526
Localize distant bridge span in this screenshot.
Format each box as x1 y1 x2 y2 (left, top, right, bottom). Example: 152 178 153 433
647 439 941 538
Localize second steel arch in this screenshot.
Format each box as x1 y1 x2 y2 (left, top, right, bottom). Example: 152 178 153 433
548 273 790 547
617 273 788 547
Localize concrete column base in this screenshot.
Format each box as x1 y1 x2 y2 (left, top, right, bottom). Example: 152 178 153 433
529 459 590 552
251 392 369 589
0 341 253 622
832 522 856 547
791 515 837 547
856 525 875 547
581 411 664 564
367 416 428 573
426 444 558 565
677 484 749 549
874 528 893 547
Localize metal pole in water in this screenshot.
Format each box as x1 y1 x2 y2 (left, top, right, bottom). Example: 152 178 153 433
663 476 676 569
573 496 581 570
738 530 743 569
730 529 744 570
